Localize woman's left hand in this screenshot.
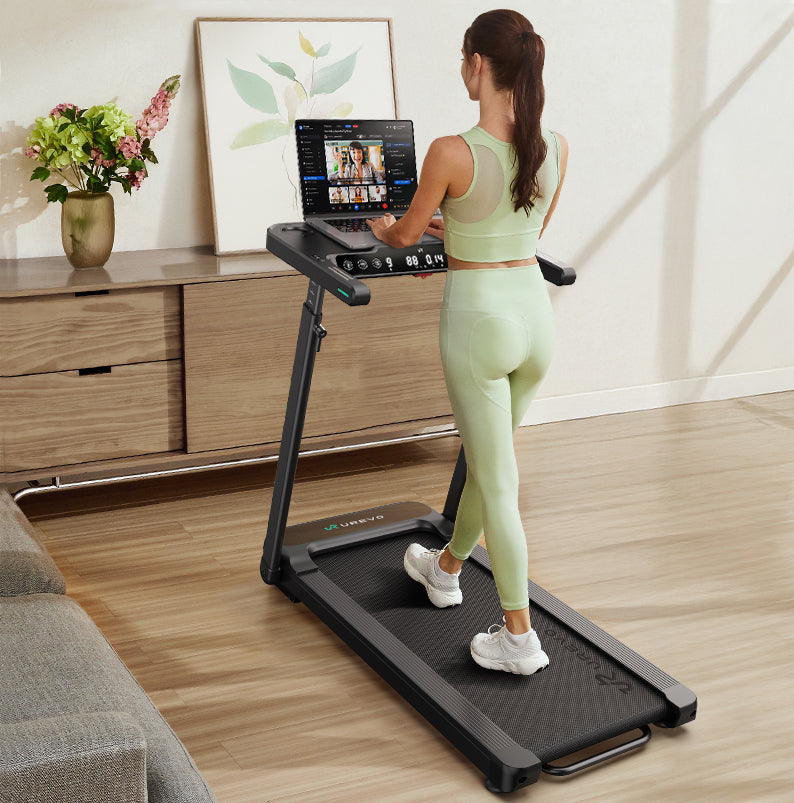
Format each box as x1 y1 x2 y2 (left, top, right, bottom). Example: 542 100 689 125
367 213 396 242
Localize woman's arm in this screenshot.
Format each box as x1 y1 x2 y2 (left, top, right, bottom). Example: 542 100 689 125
367 136 462 248
540 132 568 238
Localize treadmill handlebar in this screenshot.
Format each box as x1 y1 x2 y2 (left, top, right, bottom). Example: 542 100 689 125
266 224 576 306
536 250 577 286
267 225 371 306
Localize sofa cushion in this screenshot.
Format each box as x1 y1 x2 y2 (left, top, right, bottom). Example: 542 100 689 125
0 711 147 803
0 594 216 803
0 489 66 596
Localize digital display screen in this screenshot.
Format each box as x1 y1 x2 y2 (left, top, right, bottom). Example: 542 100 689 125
296 119 417 216
335 242 447 276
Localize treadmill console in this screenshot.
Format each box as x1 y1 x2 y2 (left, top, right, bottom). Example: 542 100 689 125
334 240 446 277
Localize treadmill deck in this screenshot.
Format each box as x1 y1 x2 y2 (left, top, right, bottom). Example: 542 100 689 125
312 529 669 764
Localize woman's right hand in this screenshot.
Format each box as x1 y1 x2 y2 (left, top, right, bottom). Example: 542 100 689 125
425 216 444 239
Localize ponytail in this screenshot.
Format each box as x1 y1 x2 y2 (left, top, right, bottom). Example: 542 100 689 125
463 10 547 213
511 33 546 212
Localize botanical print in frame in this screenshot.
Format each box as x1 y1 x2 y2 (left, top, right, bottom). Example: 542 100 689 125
197 18 397 254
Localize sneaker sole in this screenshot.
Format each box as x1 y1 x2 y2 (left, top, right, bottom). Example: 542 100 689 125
403 554 463 608
470 650 550 676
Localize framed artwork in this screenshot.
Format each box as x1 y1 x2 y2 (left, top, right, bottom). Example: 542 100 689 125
196 18 397 254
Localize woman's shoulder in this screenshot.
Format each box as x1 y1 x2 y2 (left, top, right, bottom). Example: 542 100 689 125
544 128 568 151
428 134 471 161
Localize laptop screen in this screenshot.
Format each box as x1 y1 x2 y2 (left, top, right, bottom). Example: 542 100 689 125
296 119 417 217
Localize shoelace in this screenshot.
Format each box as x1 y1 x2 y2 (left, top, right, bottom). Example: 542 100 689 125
485 623 506 643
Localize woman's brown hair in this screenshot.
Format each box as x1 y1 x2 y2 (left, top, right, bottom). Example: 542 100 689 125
463 9 547 212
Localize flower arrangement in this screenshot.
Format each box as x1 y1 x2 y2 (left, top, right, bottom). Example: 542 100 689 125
25 75 180 203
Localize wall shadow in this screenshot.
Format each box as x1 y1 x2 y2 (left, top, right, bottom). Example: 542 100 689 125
571 10 794 271
0 121 48 259
658 0 710 380
706 247 794 374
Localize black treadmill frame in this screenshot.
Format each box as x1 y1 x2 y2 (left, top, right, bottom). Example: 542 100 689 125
260 223 696 793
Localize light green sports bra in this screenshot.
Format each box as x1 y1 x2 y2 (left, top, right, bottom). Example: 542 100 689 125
440 126 560 263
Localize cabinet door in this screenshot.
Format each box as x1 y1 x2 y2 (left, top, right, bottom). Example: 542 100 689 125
182 274 451 453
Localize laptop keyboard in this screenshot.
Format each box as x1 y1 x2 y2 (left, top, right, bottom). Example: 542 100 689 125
324 218 371 232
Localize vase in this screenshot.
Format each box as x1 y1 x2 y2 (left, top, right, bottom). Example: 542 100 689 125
61 191 115 269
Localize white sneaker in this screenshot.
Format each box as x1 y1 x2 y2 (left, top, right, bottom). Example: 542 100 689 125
403 544 463 608
470 622 550 675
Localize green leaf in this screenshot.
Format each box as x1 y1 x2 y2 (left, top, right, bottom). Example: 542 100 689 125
331 102 354 118
127 158 145 172
227 60 278 113
31 166 51 182
299 31 316 57
284 83 303 125
86 174 105 193
141 145 158 164
44 183 69 203
316 42 331 58
230 120 290 149
258 55 296 81
94 133 114 159
310 48 361 96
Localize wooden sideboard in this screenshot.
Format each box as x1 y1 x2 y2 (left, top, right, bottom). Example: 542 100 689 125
0 246 453 483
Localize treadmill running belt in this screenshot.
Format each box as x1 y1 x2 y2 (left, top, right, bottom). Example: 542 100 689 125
313 531 668 763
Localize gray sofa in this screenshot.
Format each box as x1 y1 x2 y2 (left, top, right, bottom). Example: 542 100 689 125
0 488 216 803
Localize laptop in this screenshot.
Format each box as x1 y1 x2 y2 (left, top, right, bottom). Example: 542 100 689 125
295 119 418 250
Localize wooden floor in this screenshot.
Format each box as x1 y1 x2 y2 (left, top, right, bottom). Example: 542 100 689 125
20 391 794 802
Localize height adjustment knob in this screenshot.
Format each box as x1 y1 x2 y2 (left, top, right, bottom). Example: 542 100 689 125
314 324 328 352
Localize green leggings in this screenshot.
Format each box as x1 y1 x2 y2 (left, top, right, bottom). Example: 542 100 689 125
440 265 555 610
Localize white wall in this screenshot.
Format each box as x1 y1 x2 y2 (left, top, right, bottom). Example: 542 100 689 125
1 1 792 422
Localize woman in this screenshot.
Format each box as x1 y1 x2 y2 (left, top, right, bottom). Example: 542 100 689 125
332 141 382 184
368 9 568 675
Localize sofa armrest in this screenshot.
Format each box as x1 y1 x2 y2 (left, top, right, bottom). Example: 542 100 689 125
0 489 66 596
0 712 148 803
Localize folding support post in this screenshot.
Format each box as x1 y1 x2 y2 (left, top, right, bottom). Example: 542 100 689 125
261 280 326 584
442 445 467 523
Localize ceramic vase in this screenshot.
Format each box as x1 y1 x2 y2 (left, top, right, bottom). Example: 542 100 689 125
61 191 115 269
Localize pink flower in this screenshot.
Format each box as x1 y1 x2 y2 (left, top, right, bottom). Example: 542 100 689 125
135 76 180 141
118 135 142 160
50 102 80 118
24 145 41 159
91 148 116 169
129 169 147 190
136 90 171 139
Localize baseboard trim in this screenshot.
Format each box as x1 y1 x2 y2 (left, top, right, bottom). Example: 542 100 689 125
523 367 794 426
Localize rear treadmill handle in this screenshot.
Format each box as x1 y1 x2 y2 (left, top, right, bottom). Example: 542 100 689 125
541 725 651 777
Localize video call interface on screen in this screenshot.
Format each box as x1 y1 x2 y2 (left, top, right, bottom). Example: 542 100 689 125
297 120 417 216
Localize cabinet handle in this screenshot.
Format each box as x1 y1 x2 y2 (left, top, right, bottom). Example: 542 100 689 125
78 366 112 376
74 290 110 297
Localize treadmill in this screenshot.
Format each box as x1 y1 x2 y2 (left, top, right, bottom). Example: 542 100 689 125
260 222 697 793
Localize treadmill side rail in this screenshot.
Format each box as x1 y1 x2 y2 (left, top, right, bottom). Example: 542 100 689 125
658 683 699 728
